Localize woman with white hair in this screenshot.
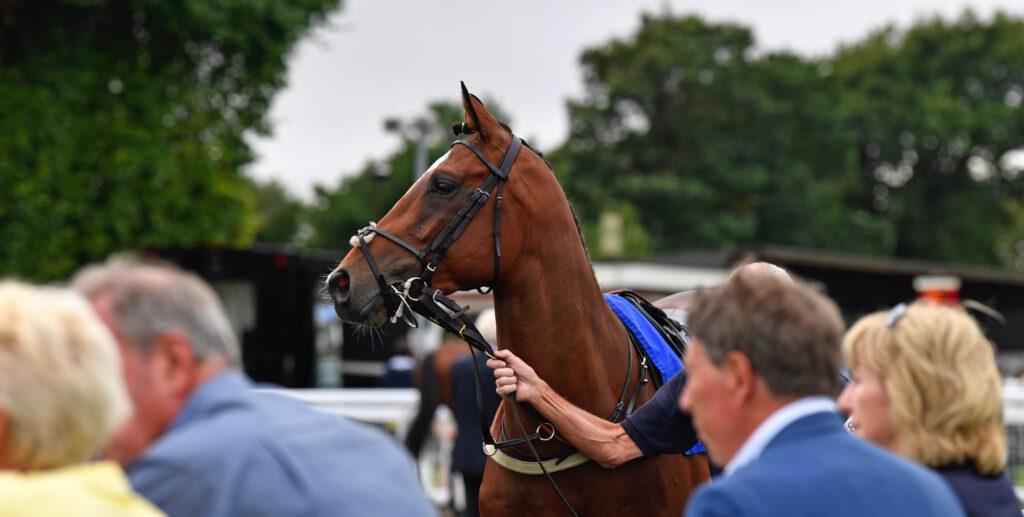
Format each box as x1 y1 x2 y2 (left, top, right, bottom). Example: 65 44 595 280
0 281 162 516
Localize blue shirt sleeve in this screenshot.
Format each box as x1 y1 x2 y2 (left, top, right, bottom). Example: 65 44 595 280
127 372 436 517
620 371 699 457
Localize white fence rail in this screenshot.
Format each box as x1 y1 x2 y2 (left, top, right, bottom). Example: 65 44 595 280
1003 384 1024 492
258 388 422 441
265 386 1024 502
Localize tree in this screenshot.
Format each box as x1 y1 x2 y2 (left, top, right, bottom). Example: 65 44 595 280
250 179 308 246
833 11 1024 266
554 11 1024 268
0 0 340 280
552 14 889 260
304 100 510 251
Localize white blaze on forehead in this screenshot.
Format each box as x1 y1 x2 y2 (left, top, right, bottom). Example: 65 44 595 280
349 152 452 249
408 150 451 192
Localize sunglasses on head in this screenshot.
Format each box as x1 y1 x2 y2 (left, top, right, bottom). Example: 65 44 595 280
885 302 908 328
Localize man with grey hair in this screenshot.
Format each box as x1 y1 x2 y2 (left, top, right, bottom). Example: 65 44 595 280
678 268 962 515
72 259 435 517
490 263 961 515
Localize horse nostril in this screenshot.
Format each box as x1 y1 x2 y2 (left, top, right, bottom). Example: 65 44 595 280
327 270 351 303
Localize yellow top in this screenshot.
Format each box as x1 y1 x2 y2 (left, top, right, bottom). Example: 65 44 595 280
0 461 164 516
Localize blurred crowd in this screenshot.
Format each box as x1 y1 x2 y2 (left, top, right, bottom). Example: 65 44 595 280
0 259 435 517
0 257 1018 516
489 263 1020 516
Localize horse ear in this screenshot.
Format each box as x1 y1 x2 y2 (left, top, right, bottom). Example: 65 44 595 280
460 81 503 143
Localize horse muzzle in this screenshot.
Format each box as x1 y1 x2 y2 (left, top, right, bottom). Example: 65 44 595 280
326 268 385 324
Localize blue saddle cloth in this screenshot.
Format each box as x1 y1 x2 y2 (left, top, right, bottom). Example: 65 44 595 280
604 293 683 381
604 292 707 456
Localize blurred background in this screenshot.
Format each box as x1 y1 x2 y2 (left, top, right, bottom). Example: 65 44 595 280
7 0 1024 502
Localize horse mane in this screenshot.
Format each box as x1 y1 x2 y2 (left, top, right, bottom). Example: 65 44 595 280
567 199 592 264
464 118 596 282
516 134 593 266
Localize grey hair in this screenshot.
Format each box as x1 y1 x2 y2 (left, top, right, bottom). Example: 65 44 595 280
71 259 240 365
688 270 843 398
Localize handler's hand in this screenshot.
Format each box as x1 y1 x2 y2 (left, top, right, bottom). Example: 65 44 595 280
487 350 545 403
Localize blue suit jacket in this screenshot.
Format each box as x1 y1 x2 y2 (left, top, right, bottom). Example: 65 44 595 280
686 412 966 517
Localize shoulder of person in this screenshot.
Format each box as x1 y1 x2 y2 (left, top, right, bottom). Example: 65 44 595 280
685 481 751 517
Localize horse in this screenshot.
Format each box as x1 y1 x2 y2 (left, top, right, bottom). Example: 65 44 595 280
407 309 500 459
327 83 709 516
404 336 471 456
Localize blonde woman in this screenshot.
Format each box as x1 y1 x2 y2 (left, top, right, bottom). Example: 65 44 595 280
0 281 162 516
839 302 1018 516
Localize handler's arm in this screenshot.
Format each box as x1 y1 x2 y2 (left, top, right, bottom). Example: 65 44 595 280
488 349 643 468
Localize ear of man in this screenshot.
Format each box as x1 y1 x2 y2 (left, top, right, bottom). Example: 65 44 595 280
722 350 758 404
152 331 201 400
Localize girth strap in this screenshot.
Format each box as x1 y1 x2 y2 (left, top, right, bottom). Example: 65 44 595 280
487 448 591 476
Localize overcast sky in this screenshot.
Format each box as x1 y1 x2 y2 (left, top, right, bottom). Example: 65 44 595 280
245 0 1024 201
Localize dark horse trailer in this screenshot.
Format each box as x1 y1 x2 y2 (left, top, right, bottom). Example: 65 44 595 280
146 245 408 388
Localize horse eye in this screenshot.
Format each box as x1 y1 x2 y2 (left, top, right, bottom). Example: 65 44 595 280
432 179 458 195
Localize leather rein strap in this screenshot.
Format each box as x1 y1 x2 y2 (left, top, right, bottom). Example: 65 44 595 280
355 136 522 308
355 131 652 455
351 132 642 516
351 133 529 453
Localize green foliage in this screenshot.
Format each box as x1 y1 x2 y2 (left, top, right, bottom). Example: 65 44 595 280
582 203 653 260
833 12 1024 265
304 100 507 251
554 14 889 259
251 179 307 245
552 11 1024 267
0 0 340 280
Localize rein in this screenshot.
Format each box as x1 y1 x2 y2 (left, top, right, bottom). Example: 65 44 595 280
351 131 645 516
354 136 521 324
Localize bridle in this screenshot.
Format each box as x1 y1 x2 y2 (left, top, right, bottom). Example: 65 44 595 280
349 128 644 516
353 133 521 331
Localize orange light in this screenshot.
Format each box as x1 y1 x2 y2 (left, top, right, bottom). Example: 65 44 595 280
912 275 960 306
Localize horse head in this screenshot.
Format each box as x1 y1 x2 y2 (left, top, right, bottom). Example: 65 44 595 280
326 84 709 515
327 83 565 326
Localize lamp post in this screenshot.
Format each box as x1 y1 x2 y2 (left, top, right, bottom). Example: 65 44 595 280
371 160 391 219
382 116 443 359
383 116 433 182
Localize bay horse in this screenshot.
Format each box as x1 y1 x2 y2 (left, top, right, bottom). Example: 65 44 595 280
327 83 709 516
408 309 499 460
404 336 470 456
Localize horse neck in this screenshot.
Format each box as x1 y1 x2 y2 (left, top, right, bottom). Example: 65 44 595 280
494 232 628 415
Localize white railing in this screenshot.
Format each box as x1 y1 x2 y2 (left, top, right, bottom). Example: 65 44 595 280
1003 384 1024 496
259 387 422 441
266 385 1024 504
